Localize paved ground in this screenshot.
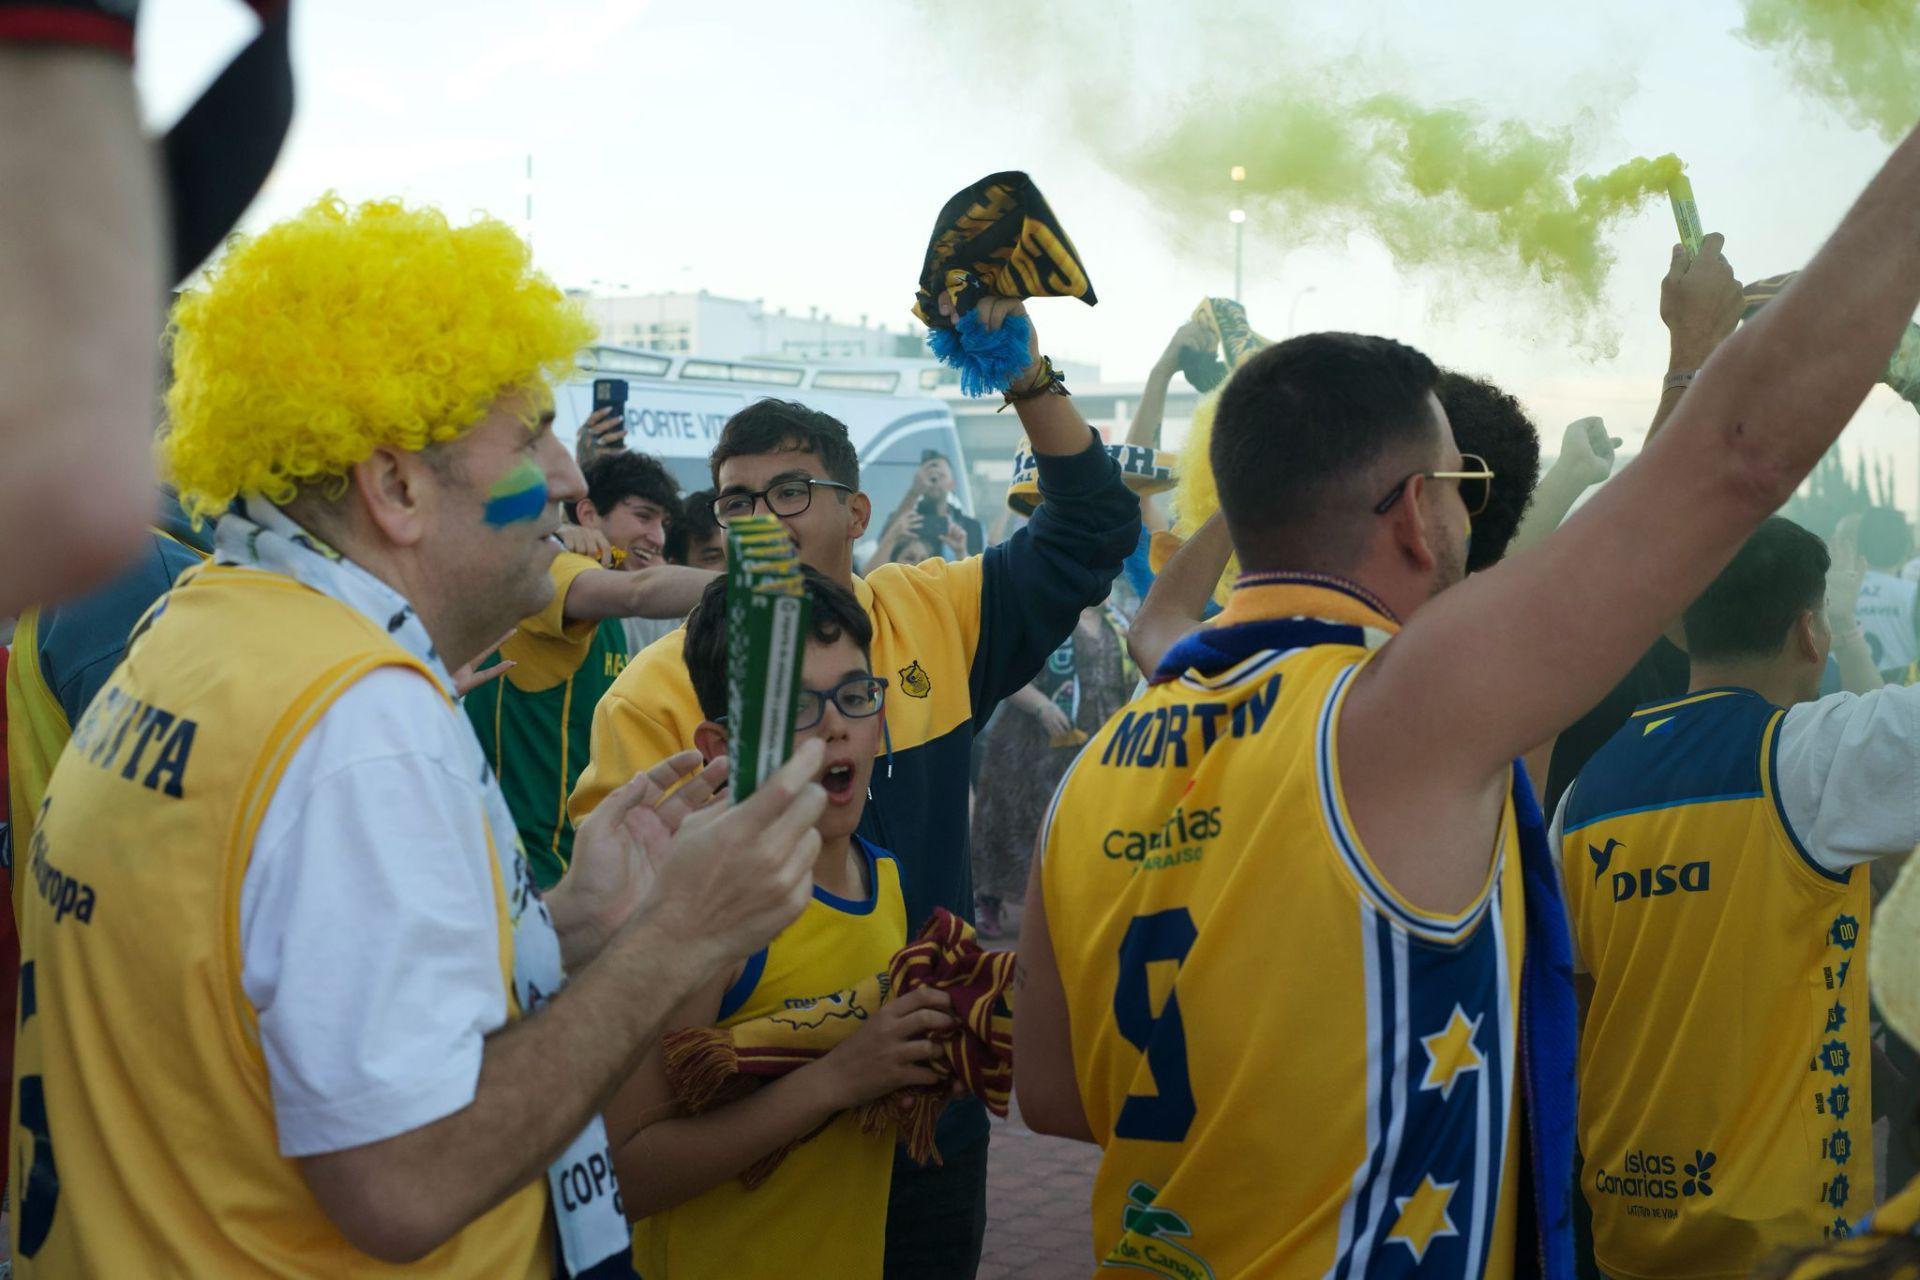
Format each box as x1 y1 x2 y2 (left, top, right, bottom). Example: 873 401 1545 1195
979 1099 1100 1280
976 926 1100 1280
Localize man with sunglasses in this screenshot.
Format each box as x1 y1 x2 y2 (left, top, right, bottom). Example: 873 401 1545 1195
1018 125 1920 1277
573 300 1141 1279
604 568 952 1279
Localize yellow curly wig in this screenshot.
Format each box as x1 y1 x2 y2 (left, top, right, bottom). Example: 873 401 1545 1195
1171 387 1241 605
161 195 595 520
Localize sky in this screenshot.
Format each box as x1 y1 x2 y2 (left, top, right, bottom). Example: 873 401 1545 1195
139 0 1920 509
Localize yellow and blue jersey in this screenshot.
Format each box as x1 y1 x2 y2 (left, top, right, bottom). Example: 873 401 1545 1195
1041 582 1526 1278
11 563 547 1276
1559 687 1871 1278
634 837 907 1279
573 438 1140 1164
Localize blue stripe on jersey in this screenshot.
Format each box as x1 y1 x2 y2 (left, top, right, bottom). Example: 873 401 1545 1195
1335 907 1405 1279
1316 665 1492 946
1560 791 1764 837
1175 646 1289 693
1340 892 1510 1277
1562 688 1774 836
716 948 767 1022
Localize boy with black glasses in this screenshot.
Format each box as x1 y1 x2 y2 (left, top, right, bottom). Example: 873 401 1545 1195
576 304 1141 1277
603 568 956 1279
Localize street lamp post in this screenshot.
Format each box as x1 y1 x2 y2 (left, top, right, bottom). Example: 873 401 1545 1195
1228 209 1246 301
1229 164 1247 301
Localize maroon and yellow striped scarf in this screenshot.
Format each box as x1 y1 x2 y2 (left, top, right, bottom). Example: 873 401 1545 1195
662 908 1015 1188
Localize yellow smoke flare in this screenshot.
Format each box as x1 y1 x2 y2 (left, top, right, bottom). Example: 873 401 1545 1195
1125 81 1682 349
1741 0 1920 142
914 1 1684 350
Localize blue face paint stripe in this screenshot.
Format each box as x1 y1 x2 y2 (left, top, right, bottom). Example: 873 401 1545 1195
484 482 548 527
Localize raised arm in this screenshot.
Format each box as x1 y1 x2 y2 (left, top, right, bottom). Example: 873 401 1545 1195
952 297 1143 715
1358 131 1920 791
0 45 166 612
1825 515 1884 695
1127 514 1233 675
1645 240 1748 446
1126 318 1212 448
1507 418 1620 557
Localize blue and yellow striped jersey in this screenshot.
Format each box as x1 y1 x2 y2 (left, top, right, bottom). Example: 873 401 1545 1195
634 839 907 1279
1041 583 1524 1278
1560 687 1871 1277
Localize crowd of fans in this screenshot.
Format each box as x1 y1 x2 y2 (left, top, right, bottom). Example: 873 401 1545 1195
12 11 1920 1277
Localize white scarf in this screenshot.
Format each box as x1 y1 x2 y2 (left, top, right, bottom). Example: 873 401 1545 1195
217 499 633 1278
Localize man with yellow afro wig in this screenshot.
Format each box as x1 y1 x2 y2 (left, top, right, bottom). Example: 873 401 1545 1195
10 196 835 1276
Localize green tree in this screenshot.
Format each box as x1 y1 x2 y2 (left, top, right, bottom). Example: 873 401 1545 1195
1780 446 1899 537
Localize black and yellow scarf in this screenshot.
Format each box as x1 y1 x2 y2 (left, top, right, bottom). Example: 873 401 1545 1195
1179 296 1271 391
911 170 1096 327
911 172 1096 395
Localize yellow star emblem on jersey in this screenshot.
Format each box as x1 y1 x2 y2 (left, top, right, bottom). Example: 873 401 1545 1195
1418 1005 1485 1101
1387 1175 1461 1262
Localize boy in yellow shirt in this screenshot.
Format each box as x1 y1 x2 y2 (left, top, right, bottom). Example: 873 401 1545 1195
604 568 955 1279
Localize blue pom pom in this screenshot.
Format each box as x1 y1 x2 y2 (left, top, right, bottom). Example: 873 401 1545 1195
926 309 1034 397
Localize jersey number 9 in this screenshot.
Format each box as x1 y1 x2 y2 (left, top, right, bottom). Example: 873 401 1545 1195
1113 908 1197 1143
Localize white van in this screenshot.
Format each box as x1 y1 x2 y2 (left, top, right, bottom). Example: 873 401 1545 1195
557 346 973 564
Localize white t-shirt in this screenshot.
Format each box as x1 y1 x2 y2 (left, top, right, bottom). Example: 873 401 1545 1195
1550 684 1920 972
1856 569 1920 677
239 665 509 1158
621 614 682 657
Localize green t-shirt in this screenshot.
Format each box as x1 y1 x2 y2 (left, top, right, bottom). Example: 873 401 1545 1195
464 552 629 888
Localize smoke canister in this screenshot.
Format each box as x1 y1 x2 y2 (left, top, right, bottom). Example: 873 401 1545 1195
1669 173 1704 260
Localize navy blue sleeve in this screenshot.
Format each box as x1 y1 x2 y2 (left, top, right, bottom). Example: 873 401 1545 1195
39 535 200 725
960 512 985 556
968 432 1141 726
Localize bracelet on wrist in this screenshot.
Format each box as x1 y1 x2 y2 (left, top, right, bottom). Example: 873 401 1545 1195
1663 368 1699 393
998 356 1069 411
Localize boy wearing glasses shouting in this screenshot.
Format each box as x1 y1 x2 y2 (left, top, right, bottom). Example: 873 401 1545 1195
574 301 1141 1277
604 567 957 1279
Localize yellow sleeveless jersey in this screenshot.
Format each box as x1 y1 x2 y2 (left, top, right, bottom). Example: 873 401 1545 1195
1042 584 1524 1279
635 838 907 1278
10 563 548 1277
1560 688 1871 1279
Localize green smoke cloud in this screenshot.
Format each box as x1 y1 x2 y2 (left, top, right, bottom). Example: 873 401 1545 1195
916 1 1681 351
1125 79 1681 330
1741 0 1920 142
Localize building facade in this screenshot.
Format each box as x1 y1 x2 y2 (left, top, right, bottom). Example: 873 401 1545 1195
574 289 1201 526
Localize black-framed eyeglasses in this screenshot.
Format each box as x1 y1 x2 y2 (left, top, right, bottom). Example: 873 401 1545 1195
715 675 890 732
712 477 856 526
1373 452 1495 518
794 674 888 732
